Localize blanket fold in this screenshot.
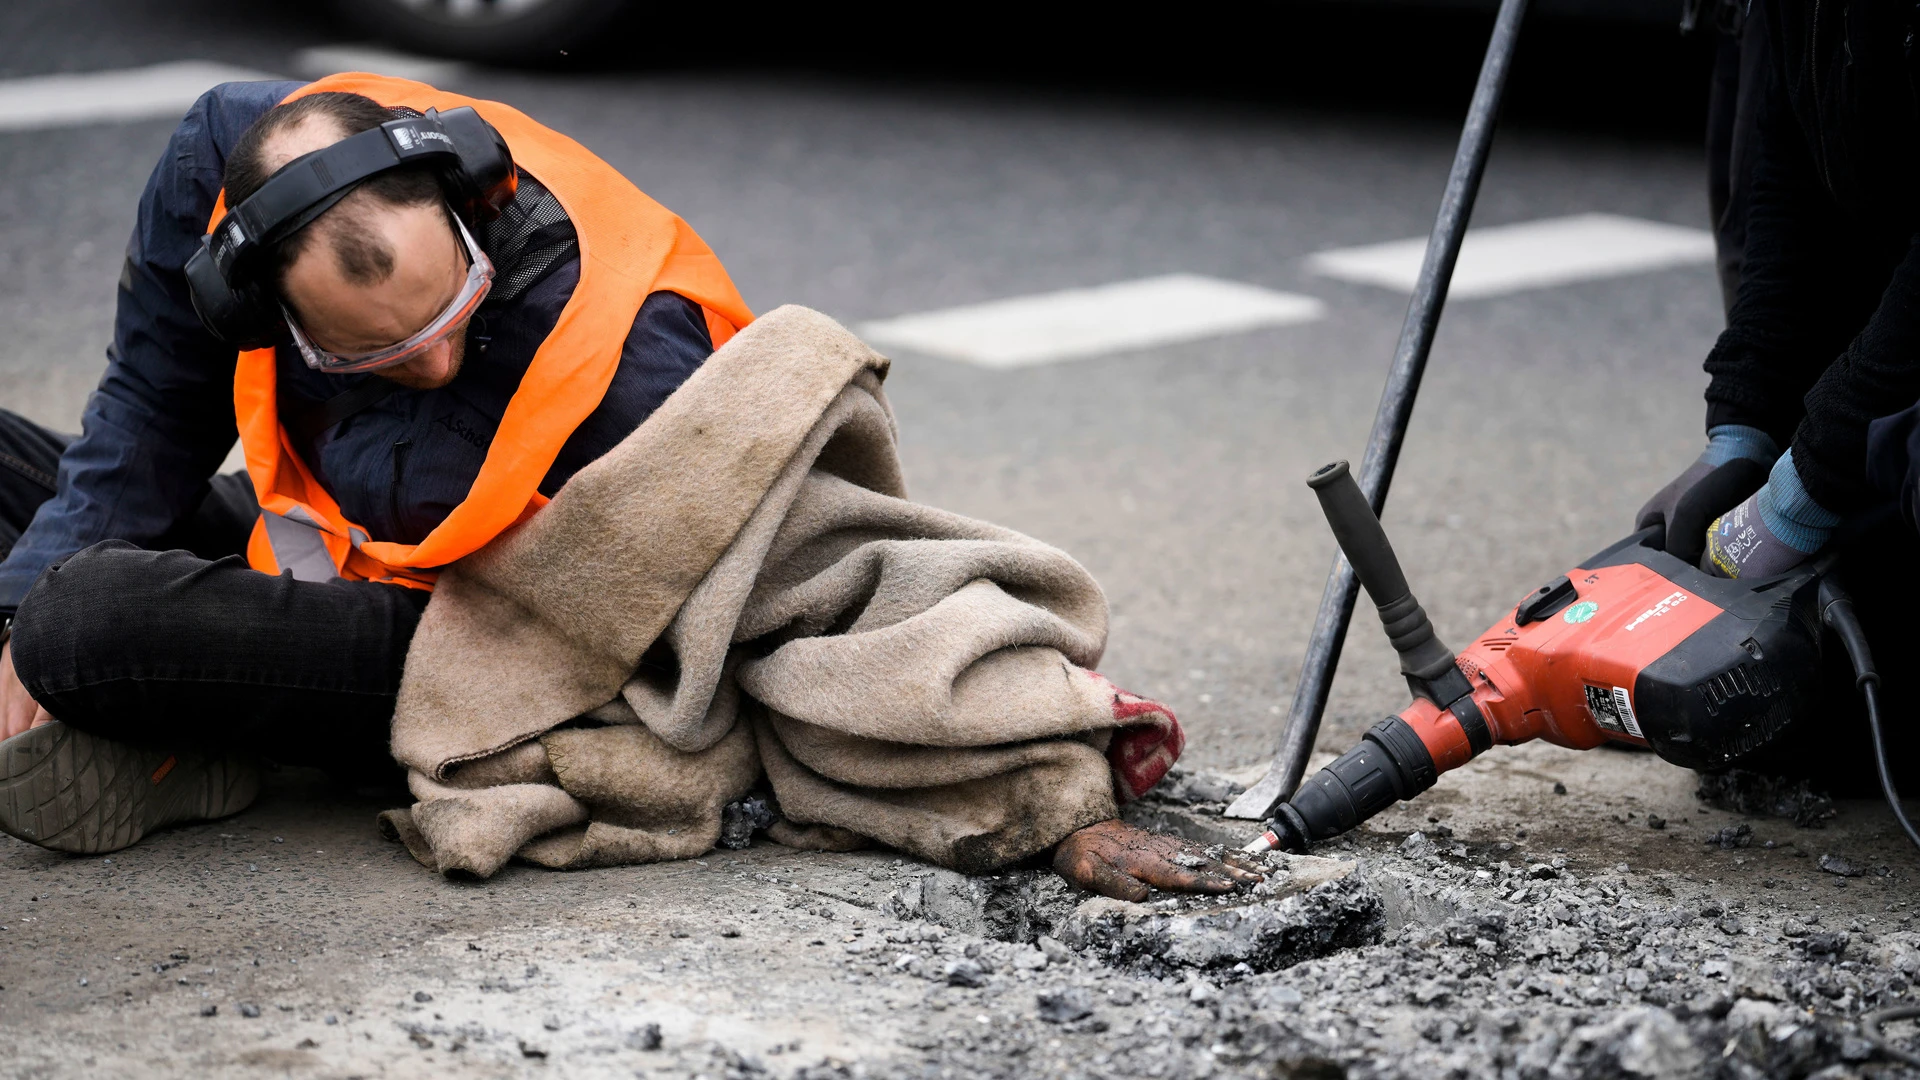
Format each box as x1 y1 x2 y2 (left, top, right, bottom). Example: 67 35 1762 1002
385 305 1182 877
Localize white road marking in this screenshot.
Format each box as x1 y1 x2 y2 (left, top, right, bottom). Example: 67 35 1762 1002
858 274 1326 369
0 61 279 133
291 45 471 85
1306 212 1716 299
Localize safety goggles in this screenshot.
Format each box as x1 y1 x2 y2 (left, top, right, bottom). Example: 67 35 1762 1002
282 212 494 374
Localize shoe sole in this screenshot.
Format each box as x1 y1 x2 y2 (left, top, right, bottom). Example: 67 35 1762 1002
0 722 260 854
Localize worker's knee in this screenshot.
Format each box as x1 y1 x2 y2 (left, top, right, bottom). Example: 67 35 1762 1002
11 540 166 696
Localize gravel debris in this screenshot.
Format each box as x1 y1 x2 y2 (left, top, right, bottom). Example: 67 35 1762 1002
942 959 988 988
24 761 1915 1079
1703 823 1754 850
718 794 777 850
1818 854 1865 878
1036 987 1094 1023
862 808 1920 1080
1061 875 1381 978
1147 766 1247 810
1696 769 1837 827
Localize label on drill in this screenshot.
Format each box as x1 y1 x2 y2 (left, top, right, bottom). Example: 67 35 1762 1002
1624 590 1688 632
1584 683 1644 739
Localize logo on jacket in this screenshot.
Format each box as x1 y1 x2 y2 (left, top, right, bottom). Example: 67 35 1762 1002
433 411 491 450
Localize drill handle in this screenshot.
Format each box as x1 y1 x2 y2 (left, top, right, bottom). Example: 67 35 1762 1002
1308 460 1462 701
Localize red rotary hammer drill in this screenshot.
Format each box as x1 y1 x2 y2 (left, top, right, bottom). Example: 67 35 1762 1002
1249 459 1920 856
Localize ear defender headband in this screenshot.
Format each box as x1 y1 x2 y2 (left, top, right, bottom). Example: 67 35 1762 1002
184 106 517 350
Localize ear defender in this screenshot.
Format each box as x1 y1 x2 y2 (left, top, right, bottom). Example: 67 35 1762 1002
185 102 519 347
184 236 287 350
428 107 518 223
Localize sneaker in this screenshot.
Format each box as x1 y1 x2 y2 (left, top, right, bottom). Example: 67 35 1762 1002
0 721 260 853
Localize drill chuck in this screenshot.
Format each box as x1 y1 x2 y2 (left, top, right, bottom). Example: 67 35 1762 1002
1256 715 1439 853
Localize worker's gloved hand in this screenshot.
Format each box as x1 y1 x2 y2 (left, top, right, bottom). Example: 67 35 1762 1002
1703 450 1839 579
1637 424 1778 565
1052 819 1264 902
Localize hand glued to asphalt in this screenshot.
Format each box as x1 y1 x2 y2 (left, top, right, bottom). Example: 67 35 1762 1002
1052 819 1265 902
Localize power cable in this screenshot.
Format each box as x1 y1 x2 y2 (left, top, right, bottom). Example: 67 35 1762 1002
1818 577 1920 855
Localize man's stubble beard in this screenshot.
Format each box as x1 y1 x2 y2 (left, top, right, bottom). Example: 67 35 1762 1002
375 327 470 391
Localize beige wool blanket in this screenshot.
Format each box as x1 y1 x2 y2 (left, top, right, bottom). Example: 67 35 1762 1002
378 305 1184 878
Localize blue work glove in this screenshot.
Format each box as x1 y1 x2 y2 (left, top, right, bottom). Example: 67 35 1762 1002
1703 450 1839 579
1637 425 1778 565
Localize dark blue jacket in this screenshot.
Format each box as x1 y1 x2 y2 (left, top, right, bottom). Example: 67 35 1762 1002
0 81 716 609
1868 407 1920 536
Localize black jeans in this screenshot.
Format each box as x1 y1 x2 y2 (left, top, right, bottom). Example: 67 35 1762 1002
0 410 425 776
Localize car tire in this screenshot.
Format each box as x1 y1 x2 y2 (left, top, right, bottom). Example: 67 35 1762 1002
331 0 631 65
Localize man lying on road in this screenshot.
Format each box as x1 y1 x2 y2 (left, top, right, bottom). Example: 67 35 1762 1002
0 76 1256 901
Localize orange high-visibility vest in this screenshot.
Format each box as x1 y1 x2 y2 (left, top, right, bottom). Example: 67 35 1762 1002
213 73 752 590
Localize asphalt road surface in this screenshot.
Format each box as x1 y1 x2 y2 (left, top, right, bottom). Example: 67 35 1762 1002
3 3 1916 1078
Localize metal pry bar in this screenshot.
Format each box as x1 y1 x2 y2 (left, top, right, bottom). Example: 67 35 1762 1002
1225 0 1530 820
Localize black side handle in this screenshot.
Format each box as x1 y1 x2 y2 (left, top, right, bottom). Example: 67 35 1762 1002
1514 575 1577 626
1308 460 1466 704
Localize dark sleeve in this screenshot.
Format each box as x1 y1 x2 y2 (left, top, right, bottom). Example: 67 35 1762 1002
1700 55 1861 452
0 80 302 611
539 290 715 494
1790 235 1920 512
1866 404 1920 532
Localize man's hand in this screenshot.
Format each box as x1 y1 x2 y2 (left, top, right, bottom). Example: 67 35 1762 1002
1703 490 1819 579
0 641 54 740
1702 451 1838 580
1052 819 1264 902
1637 425 1776 565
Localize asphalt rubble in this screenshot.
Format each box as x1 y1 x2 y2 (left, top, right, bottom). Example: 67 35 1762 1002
1696 768 1840 830
767 765 1920 1080
10 763 1920 1079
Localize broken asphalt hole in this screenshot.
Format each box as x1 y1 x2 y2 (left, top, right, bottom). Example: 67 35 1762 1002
886 862 1384 981
885 766 1387 980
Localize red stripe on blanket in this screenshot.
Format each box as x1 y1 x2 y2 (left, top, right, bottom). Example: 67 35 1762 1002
1088 672 1184 802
